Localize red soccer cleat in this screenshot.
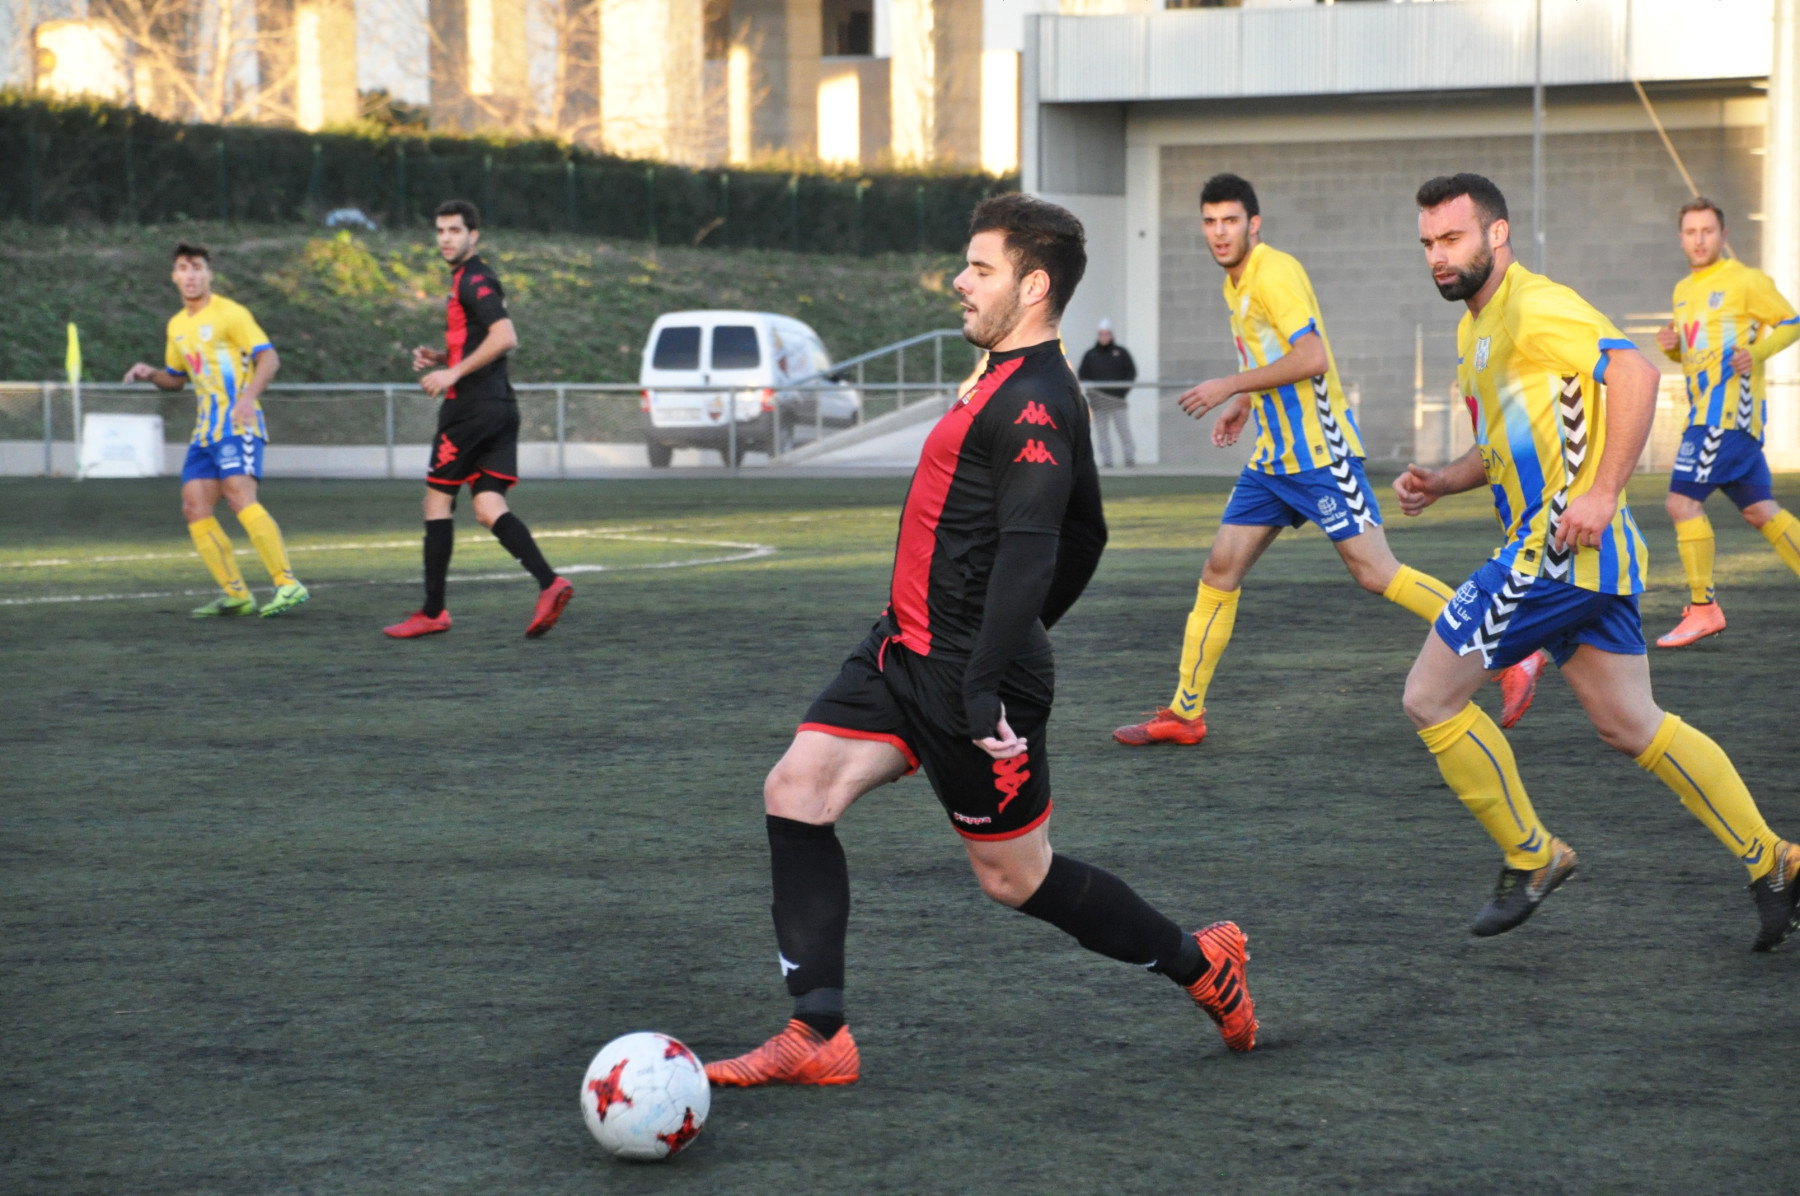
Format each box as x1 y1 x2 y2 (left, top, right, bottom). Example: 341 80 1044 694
1496 649 1548 729
525 576 574 638
384 610 452 638
1656 602 1726 649
704 1019 860 1088
1113 707 1207 746
1186 921 1257 1053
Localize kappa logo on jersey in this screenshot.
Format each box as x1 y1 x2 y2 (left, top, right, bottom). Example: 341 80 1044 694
434 437 459 469
992 755 1030 812
1013 401 1058 428
1013 439 1058 465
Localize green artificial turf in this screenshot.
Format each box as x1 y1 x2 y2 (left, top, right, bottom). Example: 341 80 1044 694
3 473 1798 1193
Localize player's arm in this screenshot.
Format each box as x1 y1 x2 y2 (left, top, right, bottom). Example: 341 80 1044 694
1392 447 1485 517
421 318 515 397
123 362 187 391
232 347 279 433
1177 330 1326 419
1040 449 1107 630
1556 345 1660 551
1744 273 1800 367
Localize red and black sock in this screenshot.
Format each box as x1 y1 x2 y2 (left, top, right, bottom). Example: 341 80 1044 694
422 518 454 617
768 814 848 1037
1017 853 1207 988
491 512 557 590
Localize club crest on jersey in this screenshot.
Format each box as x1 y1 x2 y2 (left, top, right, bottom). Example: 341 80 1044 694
1013 401 1057 428
1473 336 1491 372
1709 291 1726 310
199 325 213 341
1013 439 1058 465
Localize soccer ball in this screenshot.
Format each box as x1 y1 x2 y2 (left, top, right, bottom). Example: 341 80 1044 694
580 1032 710 1160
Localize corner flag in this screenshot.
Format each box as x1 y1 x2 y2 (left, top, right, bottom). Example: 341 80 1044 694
65 323 81 384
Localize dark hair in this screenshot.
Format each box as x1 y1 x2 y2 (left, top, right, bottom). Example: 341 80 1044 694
1199 173 1259 218
968 192 1087 320
1415 173 1509 226
172 241 210 263
1678 195 1725 229
435 199 481 229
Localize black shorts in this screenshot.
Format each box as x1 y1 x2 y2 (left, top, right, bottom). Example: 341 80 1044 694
801 631 1054 841
428 399 520 493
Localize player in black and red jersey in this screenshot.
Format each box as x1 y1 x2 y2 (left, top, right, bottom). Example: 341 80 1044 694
384 200 573 640
704 195 1257 1089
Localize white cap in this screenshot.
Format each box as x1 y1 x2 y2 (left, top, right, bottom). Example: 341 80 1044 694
1097 318 1113 332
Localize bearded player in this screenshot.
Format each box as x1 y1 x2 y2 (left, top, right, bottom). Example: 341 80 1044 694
1114 174 1541 750
704 195 1257 1089
384 200 572 639
122 242 308 618
1396 174 1799 949
1652 197 1800 648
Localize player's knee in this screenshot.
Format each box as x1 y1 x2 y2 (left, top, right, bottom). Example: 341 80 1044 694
1401 673 1445 730
763 758 826 819
1349 560 1388 594
1741 502 1776 530
1593 712 1658 757
181 495 211 522
1665 492 1697 522
972 863 1033 908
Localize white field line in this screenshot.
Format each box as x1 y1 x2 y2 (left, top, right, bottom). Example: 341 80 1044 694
0 534 775 607
2 525 673 569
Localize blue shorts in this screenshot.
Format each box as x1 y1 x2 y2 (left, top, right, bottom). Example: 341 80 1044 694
182 435 265 483
1221 459 1382 542
1668 425 1772 508
1434 560 1645 670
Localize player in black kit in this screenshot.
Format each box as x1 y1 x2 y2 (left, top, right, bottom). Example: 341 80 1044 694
384 200 573 639
704 194 1257 1089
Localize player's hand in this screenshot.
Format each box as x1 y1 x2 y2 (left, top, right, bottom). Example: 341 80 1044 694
1392 463 1441 517
420 369 455 397
1555 488 1617 551
1211 395 1252 447
973 709 1028 760
1731 345 1754 377
1177 377 1237 419
412 345 446 372
1655 322 1680 354
122 362 160 384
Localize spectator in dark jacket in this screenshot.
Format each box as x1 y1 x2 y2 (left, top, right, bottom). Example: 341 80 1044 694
1077 318 1137 468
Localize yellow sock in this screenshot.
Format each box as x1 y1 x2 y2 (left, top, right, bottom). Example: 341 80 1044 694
1170 581 1239 718
1761 508 1800 582
236 502 297 587
189 517 251 600
1382 564 1454 622
1419 703 1553 869
1635 713 1780 880
1674 515 1716 604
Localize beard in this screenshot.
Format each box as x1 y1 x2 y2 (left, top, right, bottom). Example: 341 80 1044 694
1434 239 1495 301
1210 235 1249 271
961 282 1025 350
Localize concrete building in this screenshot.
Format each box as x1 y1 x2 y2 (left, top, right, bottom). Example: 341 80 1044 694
428 0 529 133
258 0 358 130
1021 0 1800 470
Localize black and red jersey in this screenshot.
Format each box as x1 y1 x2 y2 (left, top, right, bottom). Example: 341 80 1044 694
874 338 1107 737
445 254 513 401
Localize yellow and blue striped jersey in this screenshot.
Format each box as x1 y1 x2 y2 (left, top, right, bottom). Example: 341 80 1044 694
1457 263 1648 596
164 295 272 446
1663 257 1799 440
1222 243 1364 475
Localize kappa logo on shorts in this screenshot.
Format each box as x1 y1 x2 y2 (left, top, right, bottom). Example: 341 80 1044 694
952 811 993 826
435 438 459 469
1013 439 1058 465
1013 401 1058 429
992 755 1031 812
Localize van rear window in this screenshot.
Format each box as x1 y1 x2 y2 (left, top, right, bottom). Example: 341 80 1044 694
652 326 702 370
711 326 761 370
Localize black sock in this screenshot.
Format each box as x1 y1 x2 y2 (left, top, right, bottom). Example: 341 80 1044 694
490 512 557 590
767 815 850 1026
422 518 454 617
1017 853 1205 987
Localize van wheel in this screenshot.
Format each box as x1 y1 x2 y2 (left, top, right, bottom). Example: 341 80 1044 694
647 441 673 468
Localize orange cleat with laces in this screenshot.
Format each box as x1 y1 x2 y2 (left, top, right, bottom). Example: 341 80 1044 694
1496 649 1548 729
704 1019 860 1088
1186 921 1257 1053
1113 707 1207 747
1656 602 1726 648
384 610 452 639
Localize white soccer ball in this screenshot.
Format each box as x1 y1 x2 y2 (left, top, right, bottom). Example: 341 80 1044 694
580 1032 711 1161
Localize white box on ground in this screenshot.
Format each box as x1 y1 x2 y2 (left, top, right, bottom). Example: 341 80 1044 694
80 414 165 478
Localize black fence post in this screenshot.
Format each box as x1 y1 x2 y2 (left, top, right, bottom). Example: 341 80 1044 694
853 179 867 256
394 144 407 226
719 171 730 247
216 141 229 220
788 174 799 252
914 184 926 253
123 114 137 223
482 154 495 221
565 158 577 233
644 166 657 245
306 141 323 215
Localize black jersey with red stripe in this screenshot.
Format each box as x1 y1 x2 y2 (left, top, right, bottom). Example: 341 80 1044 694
445 254 513 401
875 338 1107 734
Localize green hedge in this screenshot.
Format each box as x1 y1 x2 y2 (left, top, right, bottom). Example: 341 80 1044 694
0 93 1015 254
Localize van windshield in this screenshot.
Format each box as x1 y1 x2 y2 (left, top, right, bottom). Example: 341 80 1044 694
652 326 702 370
711 326 761 370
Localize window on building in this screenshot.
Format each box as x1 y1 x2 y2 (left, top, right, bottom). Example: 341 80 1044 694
823 0 873 56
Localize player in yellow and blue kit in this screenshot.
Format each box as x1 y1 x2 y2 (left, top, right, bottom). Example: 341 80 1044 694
1396 174 1799 950
1114 174 1541 750
122 243 308 618
1652 197 1800 647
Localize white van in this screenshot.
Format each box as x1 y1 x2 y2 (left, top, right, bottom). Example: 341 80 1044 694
638 311 860 466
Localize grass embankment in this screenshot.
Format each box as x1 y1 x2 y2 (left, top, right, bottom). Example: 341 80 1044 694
0 222 966 383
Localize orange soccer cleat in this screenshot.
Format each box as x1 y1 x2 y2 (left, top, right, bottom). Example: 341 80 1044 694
1113 707 1207 747
1656 602 1726 649
704 1019 860 1088
525 577 574 638
1185 921 1257 1053
1496 649 1548 729
383 610 452 639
